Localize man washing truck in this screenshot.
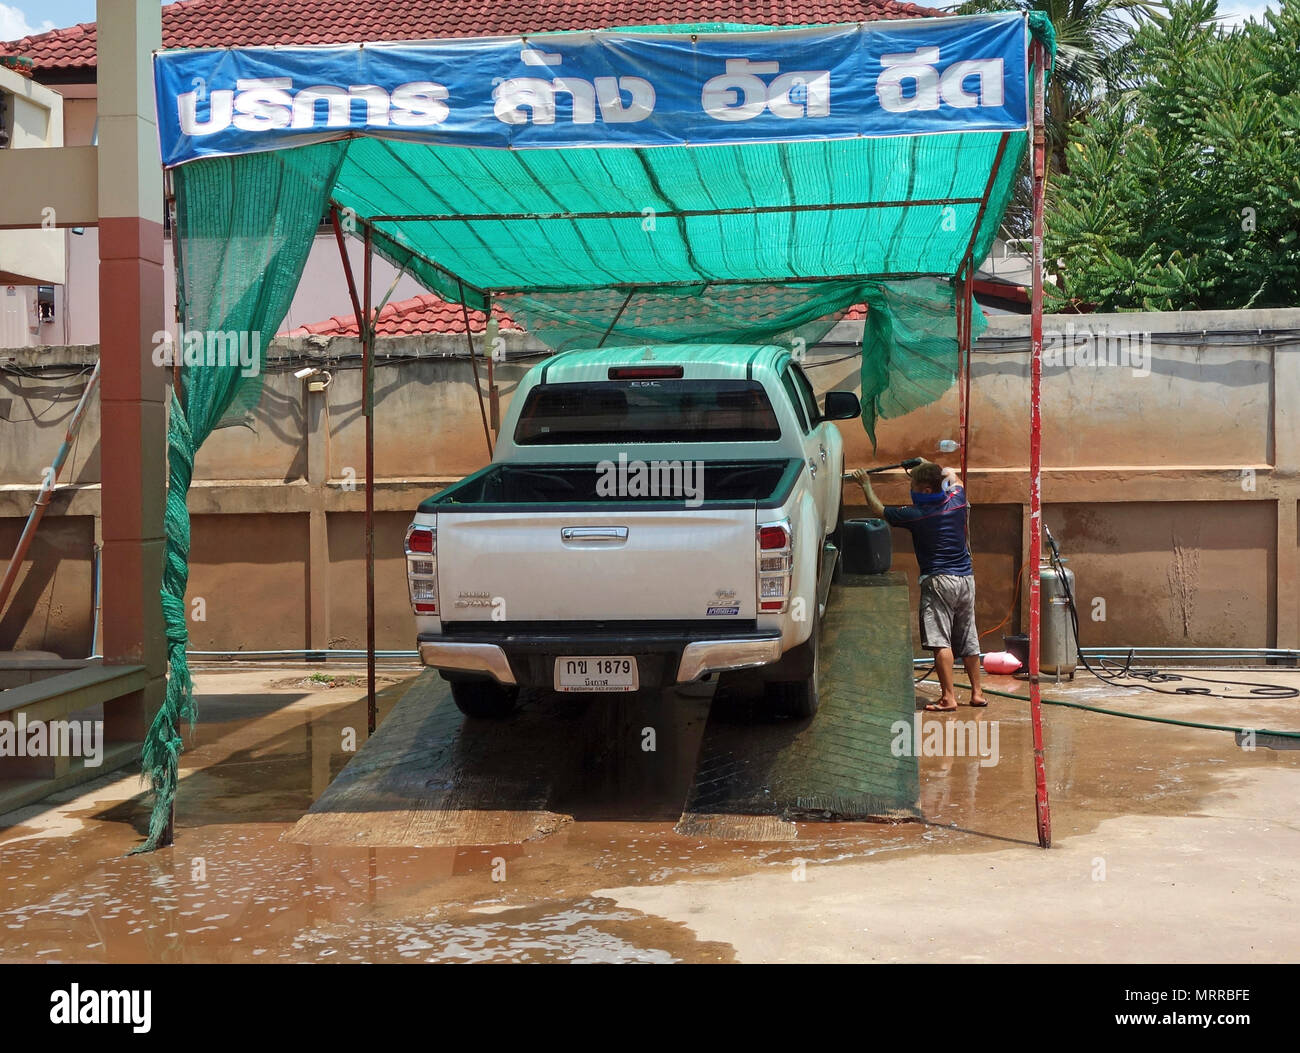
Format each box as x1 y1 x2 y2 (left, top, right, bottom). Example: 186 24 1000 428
852 461 987 712
406 344 862 720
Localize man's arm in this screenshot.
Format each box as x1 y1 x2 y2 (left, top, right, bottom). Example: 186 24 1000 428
851 469 886 518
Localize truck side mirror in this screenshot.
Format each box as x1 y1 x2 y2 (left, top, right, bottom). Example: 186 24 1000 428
822 391 861 421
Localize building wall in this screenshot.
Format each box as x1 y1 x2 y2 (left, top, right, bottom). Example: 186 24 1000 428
1 308 1297 658
53 228 432 352
0 64 68 345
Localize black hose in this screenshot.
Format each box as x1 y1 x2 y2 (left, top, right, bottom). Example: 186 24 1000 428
1046 536 1298 702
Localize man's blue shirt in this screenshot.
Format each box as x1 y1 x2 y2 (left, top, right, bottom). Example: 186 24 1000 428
883 485 972 576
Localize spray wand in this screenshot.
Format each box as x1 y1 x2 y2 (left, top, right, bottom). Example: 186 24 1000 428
843 439 960 480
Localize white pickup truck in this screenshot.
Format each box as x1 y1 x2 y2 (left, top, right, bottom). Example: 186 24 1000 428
405 344 861 719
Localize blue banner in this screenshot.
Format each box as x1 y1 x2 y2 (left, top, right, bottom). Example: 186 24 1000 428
154 14 1030 167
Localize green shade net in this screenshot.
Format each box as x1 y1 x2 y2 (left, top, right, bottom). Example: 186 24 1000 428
136 141 347 853
859 277 988 447
143 19 1051 850
333 128 1023 441
336 132 1021 296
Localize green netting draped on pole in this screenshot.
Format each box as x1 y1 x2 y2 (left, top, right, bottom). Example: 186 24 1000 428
135 142 347 853
859 278 988 447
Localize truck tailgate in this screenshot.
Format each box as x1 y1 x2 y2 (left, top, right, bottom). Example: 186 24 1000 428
436 509 758 622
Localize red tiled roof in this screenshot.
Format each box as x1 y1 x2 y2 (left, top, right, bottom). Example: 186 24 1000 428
2 0 942 73
286 293 524 337
288 289 876 338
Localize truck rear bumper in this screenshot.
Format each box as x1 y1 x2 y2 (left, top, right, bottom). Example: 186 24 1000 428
418 629 782 689
677 637 782 682
418 639 518 685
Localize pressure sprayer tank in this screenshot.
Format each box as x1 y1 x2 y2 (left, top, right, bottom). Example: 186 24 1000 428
1039 559 1078 678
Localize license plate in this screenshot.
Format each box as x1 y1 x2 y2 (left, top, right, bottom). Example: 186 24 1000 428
554 656 638 693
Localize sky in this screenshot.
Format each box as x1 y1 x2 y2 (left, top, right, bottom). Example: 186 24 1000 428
0 0 1284 41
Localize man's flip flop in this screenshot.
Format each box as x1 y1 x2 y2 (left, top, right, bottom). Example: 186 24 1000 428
924 703 959 712
968 699 989 707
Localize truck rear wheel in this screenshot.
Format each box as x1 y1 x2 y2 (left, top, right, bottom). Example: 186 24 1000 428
449 679 520 719
763 617 820 719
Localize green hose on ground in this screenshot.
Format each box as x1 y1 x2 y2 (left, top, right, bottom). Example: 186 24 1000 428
950 681 1300 743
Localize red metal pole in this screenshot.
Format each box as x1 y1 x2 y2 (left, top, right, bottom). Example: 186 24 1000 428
0 360 101 619
330 205 365 325
1028 42 1052 849
457 279 494 459
485 295 497 435
363 224 377 736
959 270 974 486
957 267 967 482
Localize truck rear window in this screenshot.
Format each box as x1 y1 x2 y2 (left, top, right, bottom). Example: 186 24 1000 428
513 380 781 445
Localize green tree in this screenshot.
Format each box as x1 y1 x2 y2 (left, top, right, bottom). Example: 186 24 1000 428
1048 0 1300 310
959 0 1157 166
955 0 1160 235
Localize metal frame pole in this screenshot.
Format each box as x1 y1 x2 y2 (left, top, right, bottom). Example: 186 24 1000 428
0 360 101 619
957 266 967 480
958 268 974 486
457 278 495 459
485 294 497 434
1028 41 1053 849
362 224 377 736
954 131 1009 488
330 206 365 323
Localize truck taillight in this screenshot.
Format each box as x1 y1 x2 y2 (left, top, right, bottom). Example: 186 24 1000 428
756 520 792 613
405 524 437 614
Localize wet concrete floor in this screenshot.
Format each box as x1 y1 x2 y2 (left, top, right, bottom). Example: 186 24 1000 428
1 662 1297 962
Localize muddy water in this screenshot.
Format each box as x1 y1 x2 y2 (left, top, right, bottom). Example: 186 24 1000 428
0 666 1295 962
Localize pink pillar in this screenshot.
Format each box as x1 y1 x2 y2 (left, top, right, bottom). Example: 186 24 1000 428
97 0 167 742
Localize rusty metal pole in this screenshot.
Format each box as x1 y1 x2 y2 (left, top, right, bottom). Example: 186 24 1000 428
330 206 364 323
363 224 376 735
485 297 498 435
958 268 974 486
956 267 967 482
1028 41 1052 849
0 361 101 619
457 279 494 459
965 273 974 480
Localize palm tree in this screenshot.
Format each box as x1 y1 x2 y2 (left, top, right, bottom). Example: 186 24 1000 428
951 0 1162 236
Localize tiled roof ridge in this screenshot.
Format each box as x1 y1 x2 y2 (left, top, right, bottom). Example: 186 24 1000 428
2 1 945 72
285 292 525 337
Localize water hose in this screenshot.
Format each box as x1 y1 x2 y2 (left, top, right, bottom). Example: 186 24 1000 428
950 680 1300 746
1043 532 1298 701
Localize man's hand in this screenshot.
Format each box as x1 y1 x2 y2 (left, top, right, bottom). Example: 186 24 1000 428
850 469 886 518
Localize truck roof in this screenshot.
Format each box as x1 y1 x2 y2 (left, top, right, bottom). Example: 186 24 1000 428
534 344 792 385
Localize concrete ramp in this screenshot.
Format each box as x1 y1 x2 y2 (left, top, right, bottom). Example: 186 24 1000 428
286 675 576 847
287 573 919 848
677 571 921 840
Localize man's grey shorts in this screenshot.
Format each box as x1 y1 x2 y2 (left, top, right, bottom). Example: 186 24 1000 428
919 574 980 657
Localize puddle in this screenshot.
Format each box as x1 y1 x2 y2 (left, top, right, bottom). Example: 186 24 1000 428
1 664 1296 962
